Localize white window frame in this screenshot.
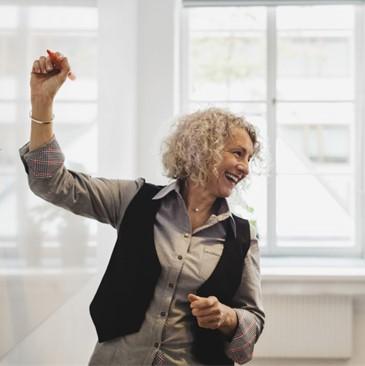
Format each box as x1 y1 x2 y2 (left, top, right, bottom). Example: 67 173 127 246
180 1 365 259
0 0 98 265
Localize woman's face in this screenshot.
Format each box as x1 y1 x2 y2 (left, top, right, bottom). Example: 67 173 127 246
206 127 254 198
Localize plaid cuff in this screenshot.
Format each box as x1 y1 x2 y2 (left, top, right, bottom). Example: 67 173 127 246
225 309 257 364
25 138 65 178
152 349 166 366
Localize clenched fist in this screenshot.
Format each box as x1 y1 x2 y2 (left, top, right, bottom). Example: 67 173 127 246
30 50 74 102
188 293 238 338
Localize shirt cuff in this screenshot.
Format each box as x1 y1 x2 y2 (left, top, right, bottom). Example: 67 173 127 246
19 137 65 178
225 308 258 365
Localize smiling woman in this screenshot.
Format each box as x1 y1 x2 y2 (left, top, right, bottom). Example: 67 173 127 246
20 50 265 365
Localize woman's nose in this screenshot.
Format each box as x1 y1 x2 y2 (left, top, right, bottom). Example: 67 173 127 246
237 161 249 176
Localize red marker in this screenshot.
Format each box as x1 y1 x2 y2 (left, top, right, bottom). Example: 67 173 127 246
46 49 76 80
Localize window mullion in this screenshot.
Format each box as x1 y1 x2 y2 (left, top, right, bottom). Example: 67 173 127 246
355 4 365 258
266 6 277 255
15 6 31 260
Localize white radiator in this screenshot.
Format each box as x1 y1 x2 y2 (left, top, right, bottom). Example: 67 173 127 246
254 295 353 359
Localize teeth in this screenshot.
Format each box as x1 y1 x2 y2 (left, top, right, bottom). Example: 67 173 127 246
225 172 239 183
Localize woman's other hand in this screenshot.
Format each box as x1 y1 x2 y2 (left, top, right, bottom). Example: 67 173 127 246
188 293 238 337
30 51 72 102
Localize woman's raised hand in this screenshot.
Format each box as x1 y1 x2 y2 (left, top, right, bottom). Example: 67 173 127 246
30 50 75 102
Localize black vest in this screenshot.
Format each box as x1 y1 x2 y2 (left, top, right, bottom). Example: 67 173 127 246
89 182 251 365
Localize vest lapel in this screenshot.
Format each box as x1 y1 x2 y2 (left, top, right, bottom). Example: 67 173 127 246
193 216 251 366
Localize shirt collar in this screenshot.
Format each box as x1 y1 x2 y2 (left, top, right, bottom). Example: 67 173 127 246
152 179 180 200
152 180 237 238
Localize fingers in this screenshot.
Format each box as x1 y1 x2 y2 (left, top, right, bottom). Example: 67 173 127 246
32 56 48 74
196 315 223 329
188 294 225 329
31 51 71 77
187 293 200 303
32 60 41 74
59 56 71 74
45 57 54 72
188 294 218 309
195 308 224 329
192 306 221 317
49 51 73 81
32 55 55 75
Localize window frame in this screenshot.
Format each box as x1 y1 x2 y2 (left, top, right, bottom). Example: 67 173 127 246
0 0 98 266
180 3 365 258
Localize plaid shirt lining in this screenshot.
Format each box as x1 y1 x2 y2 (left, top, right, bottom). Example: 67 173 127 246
27 140 64 178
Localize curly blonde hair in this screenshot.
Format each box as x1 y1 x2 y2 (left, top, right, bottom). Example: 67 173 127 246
161 107 262 186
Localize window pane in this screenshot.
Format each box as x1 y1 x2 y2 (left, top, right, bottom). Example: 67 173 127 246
62 123 98 173
0 34 18 76
277 5 354 30
0 102 16 123
277 102 354 125
0 78 16 100
189 7 266 101
56 102 97 124
277 6 354 100
56 80 97 101
276 174 354 247
277 102 353 174
0 6 18 29
278 124 350 167
0 128 16 171
0 176 16 239
190 7 266 31
29 7 98 30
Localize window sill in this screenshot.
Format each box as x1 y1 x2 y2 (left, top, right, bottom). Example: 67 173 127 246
261 257 365 295
0 267 97 277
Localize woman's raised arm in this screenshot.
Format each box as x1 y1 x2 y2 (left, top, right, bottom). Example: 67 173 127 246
29 51 72 151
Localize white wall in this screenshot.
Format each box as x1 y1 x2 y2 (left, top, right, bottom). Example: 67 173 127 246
136 0 182 184
251 297 365 366
98 0 138 179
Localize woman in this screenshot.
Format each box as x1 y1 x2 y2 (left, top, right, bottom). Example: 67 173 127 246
20 52 265 365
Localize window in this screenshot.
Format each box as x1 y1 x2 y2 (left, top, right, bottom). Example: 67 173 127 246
182 3 364 257
0 2 98 268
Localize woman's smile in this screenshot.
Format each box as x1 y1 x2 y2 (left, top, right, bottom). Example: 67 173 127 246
209 127 254 198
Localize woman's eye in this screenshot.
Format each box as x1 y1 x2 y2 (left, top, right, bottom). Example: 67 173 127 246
232 151 241 157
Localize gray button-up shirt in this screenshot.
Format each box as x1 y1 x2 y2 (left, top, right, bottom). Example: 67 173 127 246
19 137 265 365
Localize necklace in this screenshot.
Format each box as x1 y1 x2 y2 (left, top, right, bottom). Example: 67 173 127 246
193 208 200 213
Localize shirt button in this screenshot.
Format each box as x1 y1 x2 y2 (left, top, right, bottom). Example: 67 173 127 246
184 233 190 238
168 283 174 288
160 311 166 317
154 342 159 348
177 255 183 260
